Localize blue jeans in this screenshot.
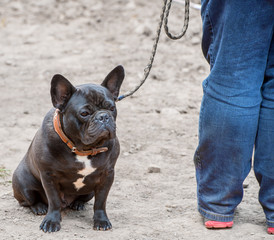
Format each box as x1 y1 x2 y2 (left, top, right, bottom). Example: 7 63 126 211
194 0 274 226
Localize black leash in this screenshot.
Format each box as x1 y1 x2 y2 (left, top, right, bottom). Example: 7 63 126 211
117 0 190 102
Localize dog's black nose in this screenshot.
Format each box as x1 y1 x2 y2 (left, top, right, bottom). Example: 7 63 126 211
95 112 110 123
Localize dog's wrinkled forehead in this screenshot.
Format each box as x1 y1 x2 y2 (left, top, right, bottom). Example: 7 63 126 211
68 84 114 109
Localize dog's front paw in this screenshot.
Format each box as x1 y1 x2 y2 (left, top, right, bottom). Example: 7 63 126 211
93 210 112 231
93 219 112 231
40 212 61 233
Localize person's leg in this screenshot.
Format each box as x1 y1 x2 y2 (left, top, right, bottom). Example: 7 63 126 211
254 32 274 231
195 0 274 223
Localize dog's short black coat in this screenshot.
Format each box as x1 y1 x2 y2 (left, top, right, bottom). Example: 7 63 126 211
12 65 124 233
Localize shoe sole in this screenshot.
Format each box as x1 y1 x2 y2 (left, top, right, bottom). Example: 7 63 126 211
268 228 274 234
205 221 233 229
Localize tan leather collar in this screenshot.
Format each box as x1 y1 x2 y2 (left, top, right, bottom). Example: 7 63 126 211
53 109 108 156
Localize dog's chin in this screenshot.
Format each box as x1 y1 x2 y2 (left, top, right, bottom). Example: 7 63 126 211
90 137 109 148
82 130 115 149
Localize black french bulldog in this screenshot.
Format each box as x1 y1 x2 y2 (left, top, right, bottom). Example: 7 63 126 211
12 65 124 233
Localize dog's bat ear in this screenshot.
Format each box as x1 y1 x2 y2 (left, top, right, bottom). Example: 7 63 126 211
101 65 125 100
51 74 77 111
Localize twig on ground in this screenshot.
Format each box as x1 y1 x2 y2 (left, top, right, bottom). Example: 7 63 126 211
0 166 11 181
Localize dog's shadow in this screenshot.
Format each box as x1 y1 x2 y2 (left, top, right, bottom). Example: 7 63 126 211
61 202 94 230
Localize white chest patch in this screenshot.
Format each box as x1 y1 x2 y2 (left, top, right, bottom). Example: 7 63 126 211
73 156 96 191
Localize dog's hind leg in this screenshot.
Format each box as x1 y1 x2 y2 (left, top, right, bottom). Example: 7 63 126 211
22 190 48 215
12 160 48 215
69 192 94 211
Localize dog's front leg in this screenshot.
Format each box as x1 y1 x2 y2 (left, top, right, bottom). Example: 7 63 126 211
39 172 62 233
93 170 114 231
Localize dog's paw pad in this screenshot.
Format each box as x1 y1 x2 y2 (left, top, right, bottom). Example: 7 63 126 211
70 200 85 211
31 202 48 215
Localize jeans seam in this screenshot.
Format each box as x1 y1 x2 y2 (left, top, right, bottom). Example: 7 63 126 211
194 150 202 169
206 2 215 69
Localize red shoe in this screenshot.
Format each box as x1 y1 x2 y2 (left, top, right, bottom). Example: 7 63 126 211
205 220 234 229
268 227 274 234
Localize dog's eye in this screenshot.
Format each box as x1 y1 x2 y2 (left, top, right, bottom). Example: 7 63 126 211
80 111 90 117
110 106 115 111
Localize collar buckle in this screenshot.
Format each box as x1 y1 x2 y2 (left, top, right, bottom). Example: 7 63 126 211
71 147 77 153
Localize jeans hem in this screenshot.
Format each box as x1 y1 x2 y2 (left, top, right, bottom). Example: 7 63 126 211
267 220 274 228
198 206 234 222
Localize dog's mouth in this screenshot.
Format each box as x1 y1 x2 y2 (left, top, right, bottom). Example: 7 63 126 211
89 130 111 147
81 127 115 149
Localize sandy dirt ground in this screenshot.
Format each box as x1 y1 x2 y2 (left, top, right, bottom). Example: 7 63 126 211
0 0 273 239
